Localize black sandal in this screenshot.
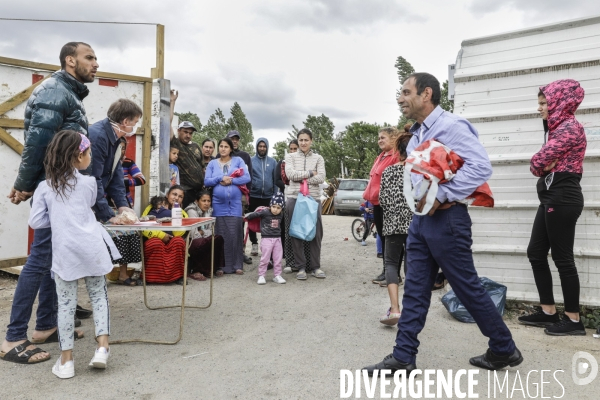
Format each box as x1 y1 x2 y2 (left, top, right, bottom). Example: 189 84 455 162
0 340 50 364
30 329 83 344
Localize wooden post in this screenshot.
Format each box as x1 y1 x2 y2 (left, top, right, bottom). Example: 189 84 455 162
155 24 165 79
140 81 153 210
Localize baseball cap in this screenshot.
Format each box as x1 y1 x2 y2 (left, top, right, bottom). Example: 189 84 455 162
178 121 197 131
227 130 241 139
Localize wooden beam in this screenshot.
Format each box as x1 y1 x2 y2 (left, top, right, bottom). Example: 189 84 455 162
0 256 28 270
140 81 153 210
0 126 24 154
0 56 152 83
0 118 24 129
156 24 165 79
0 75 50 116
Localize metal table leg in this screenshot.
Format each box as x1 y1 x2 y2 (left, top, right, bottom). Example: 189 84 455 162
110 230 215 345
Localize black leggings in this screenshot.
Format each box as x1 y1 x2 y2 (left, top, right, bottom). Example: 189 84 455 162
384 234 407 285
527 205 582 313
373 205 384 267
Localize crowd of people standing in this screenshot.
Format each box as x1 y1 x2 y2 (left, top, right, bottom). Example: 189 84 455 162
0 40 591 383
0 41 328 379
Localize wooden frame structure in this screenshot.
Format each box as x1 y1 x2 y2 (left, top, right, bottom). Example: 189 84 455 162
0 24 164 270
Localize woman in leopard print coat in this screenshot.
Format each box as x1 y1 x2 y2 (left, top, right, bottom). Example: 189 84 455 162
377 132 414 326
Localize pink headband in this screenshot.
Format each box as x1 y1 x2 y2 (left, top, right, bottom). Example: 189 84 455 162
79 134 90 153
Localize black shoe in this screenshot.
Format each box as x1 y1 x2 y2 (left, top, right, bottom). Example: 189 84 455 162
518 307 560 327
243 255 253 265
175 278 189 285
377 253 383 259
372 273 385 284
74 317 81 327
469 347 523 370
76 305 93 319
363 354 417 377
544 315 586 336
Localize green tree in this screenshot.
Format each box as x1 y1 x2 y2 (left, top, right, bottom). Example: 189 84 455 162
226 102 254 155
395 56 416 127
440 80 454 113
395 56 415 87
273 141 288 161
201 108 229 140
338 122 381 179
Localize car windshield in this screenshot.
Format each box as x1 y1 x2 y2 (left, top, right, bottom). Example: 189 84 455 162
338 180 367 191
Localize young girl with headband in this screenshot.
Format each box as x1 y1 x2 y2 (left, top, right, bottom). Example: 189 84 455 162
29 130 119 379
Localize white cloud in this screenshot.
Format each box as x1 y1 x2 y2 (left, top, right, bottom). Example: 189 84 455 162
1 0 598 153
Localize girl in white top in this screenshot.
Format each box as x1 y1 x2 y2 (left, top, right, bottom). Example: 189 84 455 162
29 130 120 379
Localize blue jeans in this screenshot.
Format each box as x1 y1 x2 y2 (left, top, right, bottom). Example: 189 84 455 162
393 205 515 364
376 233 382 255
5 227 57 342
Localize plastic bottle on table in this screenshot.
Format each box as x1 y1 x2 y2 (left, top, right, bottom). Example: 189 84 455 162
172 202 182 226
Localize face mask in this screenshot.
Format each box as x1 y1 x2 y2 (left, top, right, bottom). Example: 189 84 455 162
110 121 138 137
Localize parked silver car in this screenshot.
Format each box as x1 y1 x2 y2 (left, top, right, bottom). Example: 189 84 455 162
333 179 369 216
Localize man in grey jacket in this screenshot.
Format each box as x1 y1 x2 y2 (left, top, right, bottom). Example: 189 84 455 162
248 137 277 256
2 42 97 364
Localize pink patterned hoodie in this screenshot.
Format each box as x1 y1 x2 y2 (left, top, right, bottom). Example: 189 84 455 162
530 79 586 177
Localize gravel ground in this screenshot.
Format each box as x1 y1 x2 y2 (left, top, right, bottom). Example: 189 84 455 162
1 214 599 399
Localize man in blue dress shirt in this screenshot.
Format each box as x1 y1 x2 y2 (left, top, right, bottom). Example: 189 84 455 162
364 73 522 375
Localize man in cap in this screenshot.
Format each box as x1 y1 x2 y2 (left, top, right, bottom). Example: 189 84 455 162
169 91 204 207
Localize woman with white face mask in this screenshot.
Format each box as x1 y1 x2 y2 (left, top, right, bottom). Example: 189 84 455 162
88 98 144 286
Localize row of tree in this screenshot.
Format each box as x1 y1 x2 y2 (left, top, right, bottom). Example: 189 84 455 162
178 56 452 179
175 102 255 155
273 56 454 179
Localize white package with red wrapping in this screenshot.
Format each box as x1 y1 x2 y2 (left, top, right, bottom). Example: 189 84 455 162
403 139 494 216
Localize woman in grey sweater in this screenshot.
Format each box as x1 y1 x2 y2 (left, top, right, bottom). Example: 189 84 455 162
284 129 326 280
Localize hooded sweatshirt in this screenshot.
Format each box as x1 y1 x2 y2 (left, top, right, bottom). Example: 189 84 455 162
531 79 586 206
250 137 277 199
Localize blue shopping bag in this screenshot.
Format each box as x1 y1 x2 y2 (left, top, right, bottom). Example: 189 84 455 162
289 191 319 242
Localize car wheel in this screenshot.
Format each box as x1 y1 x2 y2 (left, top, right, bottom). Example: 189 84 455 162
334 209 341 216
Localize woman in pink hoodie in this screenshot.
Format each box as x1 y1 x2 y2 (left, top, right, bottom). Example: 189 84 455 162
519 79 586 336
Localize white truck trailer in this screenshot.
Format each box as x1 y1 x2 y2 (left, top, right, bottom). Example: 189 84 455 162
451 15 600 305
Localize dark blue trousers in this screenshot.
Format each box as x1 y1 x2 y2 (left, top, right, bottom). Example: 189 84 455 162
5 227 57 341
393 205 515 364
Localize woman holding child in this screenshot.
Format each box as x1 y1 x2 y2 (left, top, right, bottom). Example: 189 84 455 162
141 185 188 284
204 138 251 274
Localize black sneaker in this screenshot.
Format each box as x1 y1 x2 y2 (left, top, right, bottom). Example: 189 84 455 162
76 304 93 319
243 255 253 265
372 273 385 284
544 315 586 336
376 253 383 259
518 307 560 327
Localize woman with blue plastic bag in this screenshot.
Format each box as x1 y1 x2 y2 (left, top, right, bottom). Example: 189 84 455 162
285 129 326 280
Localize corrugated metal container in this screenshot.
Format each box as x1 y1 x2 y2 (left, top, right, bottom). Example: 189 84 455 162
453 15 600 306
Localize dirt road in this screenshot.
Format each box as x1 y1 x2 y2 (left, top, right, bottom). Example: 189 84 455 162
1 215 599 399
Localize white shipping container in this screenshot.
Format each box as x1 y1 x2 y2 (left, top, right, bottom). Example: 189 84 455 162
453 15 600 305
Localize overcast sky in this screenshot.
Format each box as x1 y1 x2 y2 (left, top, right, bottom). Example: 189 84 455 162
1 0 599 152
